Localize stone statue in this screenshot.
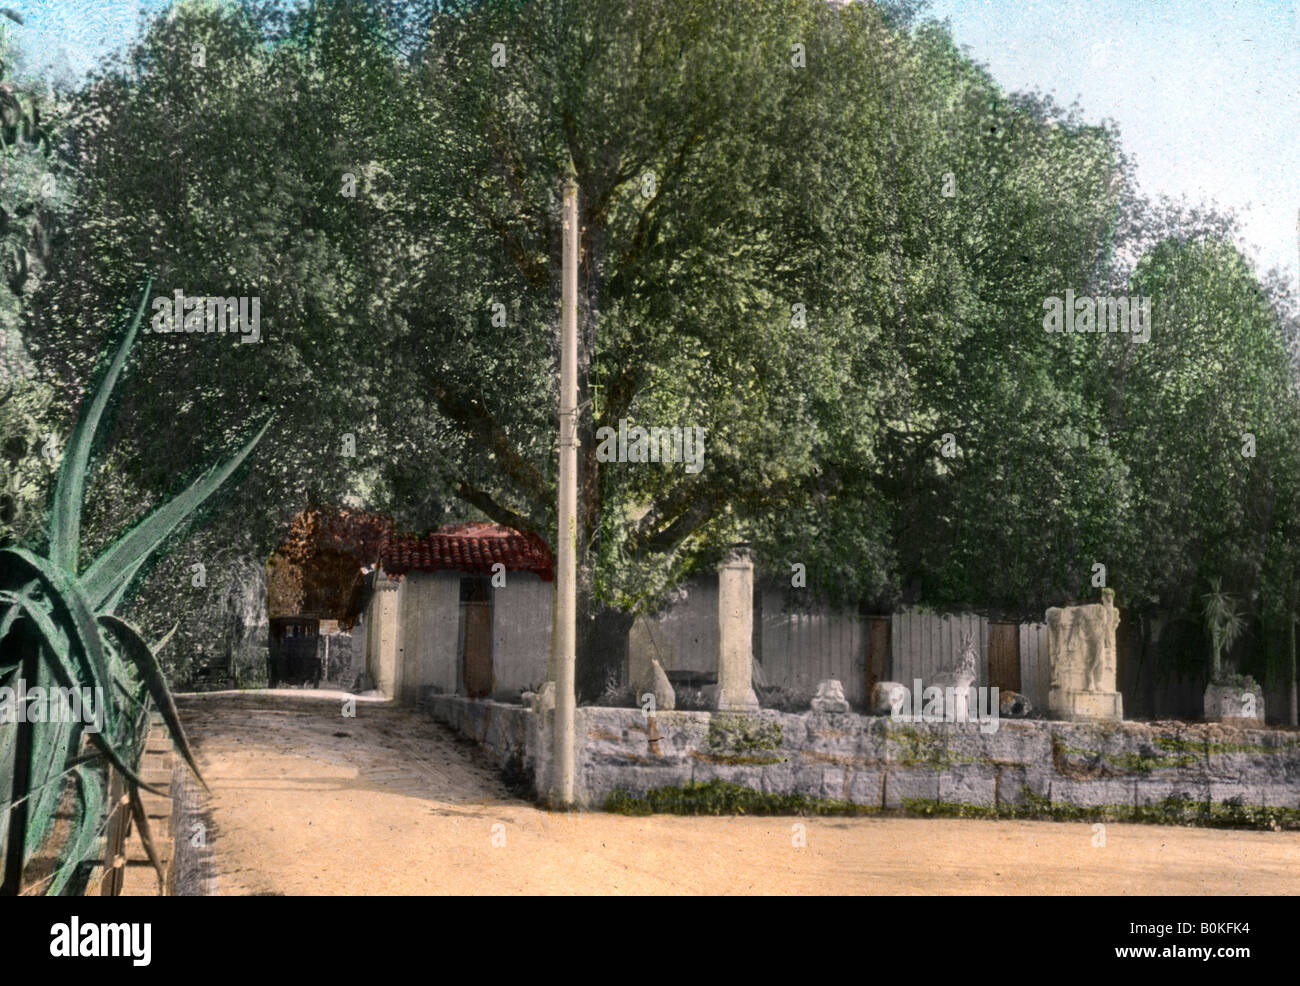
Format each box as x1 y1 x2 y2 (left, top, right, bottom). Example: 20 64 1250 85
1046 589 1123 721
811 679 851 714
931 629 979 720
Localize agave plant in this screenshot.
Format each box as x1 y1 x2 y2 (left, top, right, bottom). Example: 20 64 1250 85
0 279 269 894
1202 577 1246 684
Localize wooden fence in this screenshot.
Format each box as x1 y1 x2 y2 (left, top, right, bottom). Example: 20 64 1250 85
9 714 173 897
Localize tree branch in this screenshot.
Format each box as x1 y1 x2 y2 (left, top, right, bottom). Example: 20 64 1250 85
453 479 543 540
427 377 550 508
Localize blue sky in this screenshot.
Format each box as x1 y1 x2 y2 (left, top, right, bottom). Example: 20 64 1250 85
927 0 1300 286
5 0 1299 286
3 0 170 82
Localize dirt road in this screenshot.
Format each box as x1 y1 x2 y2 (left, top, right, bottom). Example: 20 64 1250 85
175 691 1300 895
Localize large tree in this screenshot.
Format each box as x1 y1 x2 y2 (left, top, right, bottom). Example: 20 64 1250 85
27 0 1300 702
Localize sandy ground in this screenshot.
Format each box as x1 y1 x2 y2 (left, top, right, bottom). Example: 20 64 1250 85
175 690 1300 895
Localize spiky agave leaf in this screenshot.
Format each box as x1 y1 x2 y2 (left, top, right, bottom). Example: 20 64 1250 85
99 614 207 791
47 278 152 576
0 582 74 865
82 418 272 614
0 591 163 797
0 581 37 650
3 279 268 893
46 678 154 895
44 762 104 897
0 547 116 736
19 657 78 861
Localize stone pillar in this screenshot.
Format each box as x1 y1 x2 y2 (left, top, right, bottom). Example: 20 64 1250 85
1046 588 1123 721
713 545 759 711
627 614 656 695
365 572 401 700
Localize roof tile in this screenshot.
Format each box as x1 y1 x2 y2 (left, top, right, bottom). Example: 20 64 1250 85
380 522 554 581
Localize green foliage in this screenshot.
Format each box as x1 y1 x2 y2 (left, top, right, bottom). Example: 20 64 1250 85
1201 578 1245 681
0 374 56 545
0 16 73 381
904 793 1300 831
22 0 1300 701
703 714 784 763
0 282 267 894
605 779 877 817
1208 672 1260 692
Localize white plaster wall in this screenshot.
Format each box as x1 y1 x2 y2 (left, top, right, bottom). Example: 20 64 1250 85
630 577 867 699
491 573 554 696
640 577 718 673
396 571 460 703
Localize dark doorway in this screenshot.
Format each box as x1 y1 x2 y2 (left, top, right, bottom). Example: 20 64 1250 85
269 617 321 687
459 577 493 698
866 616 891 698
988 622 1020 693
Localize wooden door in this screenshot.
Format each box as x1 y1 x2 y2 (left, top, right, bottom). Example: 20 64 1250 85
462 600 493 698
866 616 890 698
988 622 1020 693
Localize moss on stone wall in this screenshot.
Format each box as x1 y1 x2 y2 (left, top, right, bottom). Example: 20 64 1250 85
703 715 785 764
1050 732 1300 776
903 791 1300 831
1156 735 1300 757
887 725 986 769
1052 738 1201 773
605 780 878 817
604 780 1300 830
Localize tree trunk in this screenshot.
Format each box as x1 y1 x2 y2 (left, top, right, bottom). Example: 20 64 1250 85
576 587 634 703
1288 589 1298 727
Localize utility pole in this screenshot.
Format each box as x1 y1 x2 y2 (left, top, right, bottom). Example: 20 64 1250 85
1292 207 1300 728
553 177 579 806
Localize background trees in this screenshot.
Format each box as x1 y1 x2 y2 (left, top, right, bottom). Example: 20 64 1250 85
0 9 70 546
3 0 1297 705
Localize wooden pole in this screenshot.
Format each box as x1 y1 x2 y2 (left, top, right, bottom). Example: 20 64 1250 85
553 177 579 807
1293 209 1300 727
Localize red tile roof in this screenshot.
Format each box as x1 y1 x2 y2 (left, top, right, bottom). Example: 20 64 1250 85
380 522 554 581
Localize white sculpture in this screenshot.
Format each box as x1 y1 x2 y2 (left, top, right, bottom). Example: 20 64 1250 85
811 678 851 713
1046 589 1123 720
931 629 978 720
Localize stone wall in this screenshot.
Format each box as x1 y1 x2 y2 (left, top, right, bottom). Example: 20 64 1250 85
423 692 539 779
576 709 1300 813
425 694 1300 817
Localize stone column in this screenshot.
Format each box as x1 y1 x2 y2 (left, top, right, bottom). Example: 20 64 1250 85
365 572 401 700
713 545 759 711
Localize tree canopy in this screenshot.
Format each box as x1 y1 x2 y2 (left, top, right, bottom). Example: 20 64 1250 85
6 0 1299 697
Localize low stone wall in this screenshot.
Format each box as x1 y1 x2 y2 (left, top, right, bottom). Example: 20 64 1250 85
423 692 539 781
424 695 1300 819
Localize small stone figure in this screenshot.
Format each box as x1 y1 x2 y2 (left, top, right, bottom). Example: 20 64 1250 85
811 678 851 713
637 658 676 712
